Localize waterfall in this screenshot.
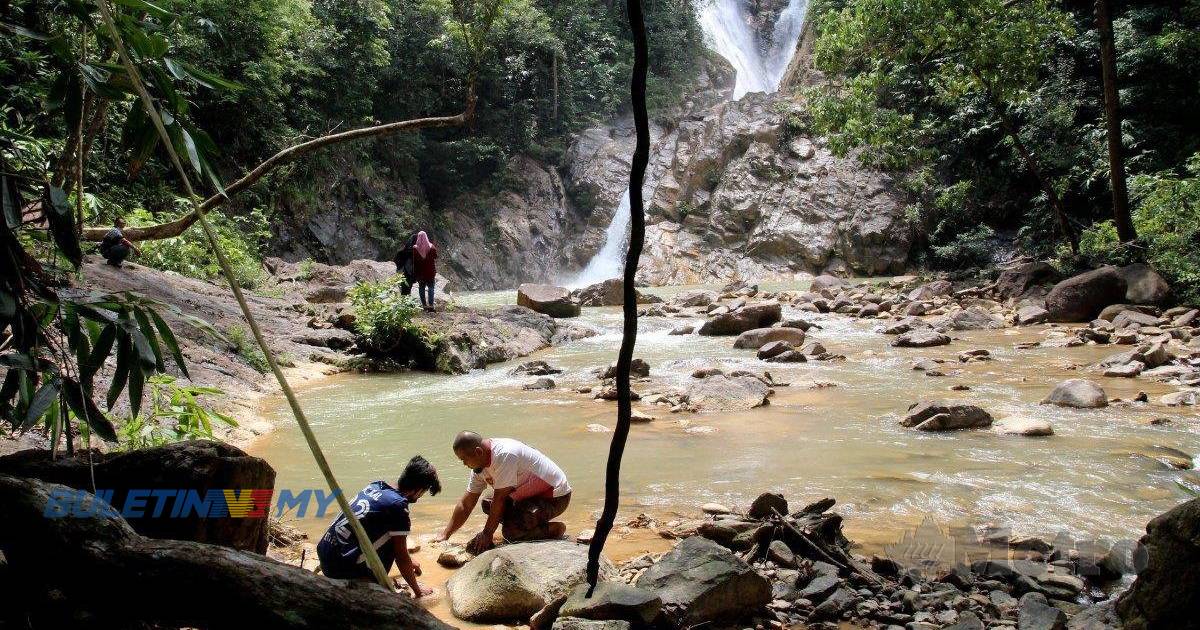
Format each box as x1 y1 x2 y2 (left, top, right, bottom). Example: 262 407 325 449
568 0 808 287
698 0 771 99
570 188 635 287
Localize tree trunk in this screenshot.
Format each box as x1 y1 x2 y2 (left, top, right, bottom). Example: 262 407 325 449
551 53 559 124
83 93 476 243
0 474 453 630
972 69 1078 253
1095 0 1136 242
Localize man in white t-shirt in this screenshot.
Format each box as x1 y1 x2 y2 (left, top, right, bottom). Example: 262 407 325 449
433 431 572 553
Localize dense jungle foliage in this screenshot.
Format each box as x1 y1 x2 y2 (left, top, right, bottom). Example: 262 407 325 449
806 0 1200 299
2 0 706 284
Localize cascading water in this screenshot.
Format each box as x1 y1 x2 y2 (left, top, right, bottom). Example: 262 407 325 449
568 0 808 287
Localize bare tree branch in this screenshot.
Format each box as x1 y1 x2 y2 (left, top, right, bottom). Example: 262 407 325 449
83 91 477 242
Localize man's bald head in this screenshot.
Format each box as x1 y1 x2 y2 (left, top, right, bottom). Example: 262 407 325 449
453 431 483 451
452 431 489 470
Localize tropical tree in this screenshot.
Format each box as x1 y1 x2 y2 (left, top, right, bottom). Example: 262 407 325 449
809 0 1080 251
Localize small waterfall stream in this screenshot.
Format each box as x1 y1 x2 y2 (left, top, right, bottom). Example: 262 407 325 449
569 0 809 286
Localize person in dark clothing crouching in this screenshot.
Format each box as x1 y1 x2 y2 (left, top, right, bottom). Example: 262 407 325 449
316 455 441 597
99 217 140 267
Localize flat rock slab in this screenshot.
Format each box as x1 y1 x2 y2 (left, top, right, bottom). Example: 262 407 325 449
447 540 613 623
993 417 1053 437
733 327 806 350
559 582 661 625
892 330 951 348
685 375 771 412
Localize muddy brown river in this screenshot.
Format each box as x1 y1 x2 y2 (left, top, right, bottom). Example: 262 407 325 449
250 281 1199 577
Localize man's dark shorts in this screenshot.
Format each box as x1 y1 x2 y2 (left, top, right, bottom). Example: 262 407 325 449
481 492 571 542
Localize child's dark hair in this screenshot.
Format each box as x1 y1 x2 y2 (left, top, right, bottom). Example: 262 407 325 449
397 455 441 496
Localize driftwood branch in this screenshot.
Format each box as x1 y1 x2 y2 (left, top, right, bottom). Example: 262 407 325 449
0 474 453 630
83 92 476 243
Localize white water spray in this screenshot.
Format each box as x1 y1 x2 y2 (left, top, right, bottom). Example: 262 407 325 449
568 0 808 287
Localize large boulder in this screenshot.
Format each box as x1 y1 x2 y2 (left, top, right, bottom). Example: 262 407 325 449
732 327 806 350
996 261 1059 299
685 375 771 412
670 289 719 308
1119 263 1171 305
697 302 782 336
933 306 1005 331
1041 379 1108 409
1116 498 1200 630
0 442 274 553
572 279 662 307
810 274 848 292
900 401 994 431
635 537 771 628
907 280 952 301
1045 266 1128 322
447 541 613 622
518 284 581 318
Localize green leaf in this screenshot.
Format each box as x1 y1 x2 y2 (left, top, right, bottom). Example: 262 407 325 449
24 379 59 430
2 174 22 229
179 62 245 92
84 324 117 383
61 377 118 442
127 361 145 418
0 353 35 370
112 0 172 20
148 308 189 379
106 336 131 409
178 127 201 176
132 307 165 372
44 185 82 268
121 311 158 371
0 22 50 40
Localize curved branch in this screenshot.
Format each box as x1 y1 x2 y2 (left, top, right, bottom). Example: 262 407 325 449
84 91 477 242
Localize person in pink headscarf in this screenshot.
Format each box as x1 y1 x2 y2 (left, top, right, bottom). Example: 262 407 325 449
412 231 438 311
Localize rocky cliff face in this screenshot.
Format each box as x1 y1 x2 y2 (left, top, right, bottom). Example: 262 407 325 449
269 25 911 290
564 83 911 285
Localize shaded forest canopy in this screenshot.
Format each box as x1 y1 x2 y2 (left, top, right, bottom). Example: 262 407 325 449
804 0 1200 299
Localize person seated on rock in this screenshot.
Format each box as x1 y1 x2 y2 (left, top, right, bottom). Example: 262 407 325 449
99 217 141 267
316 455 441 597
433 431 571 554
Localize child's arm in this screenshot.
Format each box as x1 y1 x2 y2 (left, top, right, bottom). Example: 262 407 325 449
392 536 431 597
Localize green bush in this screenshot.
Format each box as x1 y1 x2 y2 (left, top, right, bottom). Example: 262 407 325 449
1131 154 1200 305
348 276 422 351
1076 220 1140 268
118 375 237 450
134 205 270 289
228 325 270 374
930 225 996 269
